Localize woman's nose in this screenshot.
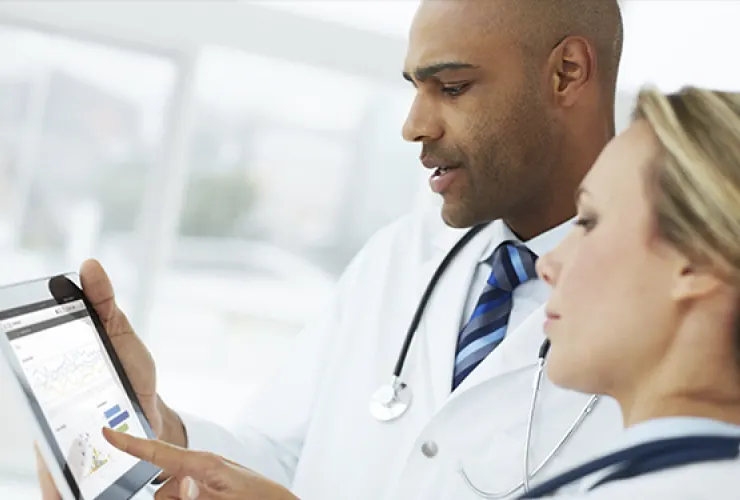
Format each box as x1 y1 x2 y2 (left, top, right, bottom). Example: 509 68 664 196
536 251 557 286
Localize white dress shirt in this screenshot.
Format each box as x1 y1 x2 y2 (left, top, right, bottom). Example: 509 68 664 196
460 218 574 329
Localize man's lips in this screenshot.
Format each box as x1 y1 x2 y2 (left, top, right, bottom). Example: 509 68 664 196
420 154 461 171
421 155 463 194
428 165 462 194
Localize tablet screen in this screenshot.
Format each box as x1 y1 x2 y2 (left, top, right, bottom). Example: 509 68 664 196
2 298 148 499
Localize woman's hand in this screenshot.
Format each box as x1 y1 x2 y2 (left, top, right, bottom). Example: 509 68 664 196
102 427 298 500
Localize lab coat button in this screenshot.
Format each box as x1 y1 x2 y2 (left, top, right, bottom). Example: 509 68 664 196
421 441 438 458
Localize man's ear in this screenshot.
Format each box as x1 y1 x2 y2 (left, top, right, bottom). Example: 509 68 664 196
549 36 595 107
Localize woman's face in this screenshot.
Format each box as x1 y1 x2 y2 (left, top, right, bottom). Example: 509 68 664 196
536 121 682 397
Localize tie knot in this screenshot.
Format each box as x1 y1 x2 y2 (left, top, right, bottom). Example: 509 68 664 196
486 241 538 292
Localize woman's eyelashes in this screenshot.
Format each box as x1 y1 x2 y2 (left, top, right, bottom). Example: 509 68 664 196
574 213 598 232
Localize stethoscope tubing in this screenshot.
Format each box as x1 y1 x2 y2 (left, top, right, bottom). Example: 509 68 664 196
392 223 489 377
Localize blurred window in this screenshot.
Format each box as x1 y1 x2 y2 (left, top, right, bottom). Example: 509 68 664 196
0 24 176 492
0 25 177 304
147 45 422 425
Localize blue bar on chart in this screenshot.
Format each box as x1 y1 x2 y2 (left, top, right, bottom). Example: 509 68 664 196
109 411 130 429
104 405 121 419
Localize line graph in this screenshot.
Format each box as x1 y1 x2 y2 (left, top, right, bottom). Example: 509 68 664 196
27 344 109 407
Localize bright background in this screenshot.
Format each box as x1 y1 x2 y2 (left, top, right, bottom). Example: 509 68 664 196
0 1 738 497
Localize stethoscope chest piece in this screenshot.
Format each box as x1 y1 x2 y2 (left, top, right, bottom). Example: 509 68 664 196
370 377 412 422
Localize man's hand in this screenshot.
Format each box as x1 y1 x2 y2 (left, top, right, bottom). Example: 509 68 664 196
80 259 186 447
103 428 297 500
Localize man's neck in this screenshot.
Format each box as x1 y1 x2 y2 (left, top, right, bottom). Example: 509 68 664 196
505 205 575 241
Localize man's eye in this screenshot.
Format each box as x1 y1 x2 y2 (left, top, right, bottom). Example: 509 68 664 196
441 83 469 97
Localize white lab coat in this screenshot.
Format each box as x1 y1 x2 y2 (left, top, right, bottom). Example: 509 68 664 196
557 460 740 499
182 207 624 500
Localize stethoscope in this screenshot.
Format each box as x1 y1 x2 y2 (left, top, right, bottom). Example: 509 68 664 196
368 223 600 497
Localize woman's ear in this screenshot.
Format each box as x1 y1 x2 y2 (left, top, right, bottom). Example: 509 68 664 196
671 260 726 302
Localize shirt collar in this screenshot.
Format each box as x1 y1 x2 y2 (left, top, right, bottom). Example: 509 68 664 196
477 217 575 263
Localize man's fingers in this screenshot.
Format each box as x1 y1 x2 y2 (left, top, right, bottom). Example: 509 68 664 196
34 444 61 500
79 259 118 323
103 428 212 480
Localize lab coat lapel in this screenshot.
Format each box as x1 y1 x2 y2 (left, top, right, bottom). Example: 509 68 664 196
418 223 500 410
451 303 546 397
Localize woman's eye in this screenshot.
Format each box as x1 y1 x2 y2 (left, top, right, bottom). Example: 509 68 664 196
574 216 597 232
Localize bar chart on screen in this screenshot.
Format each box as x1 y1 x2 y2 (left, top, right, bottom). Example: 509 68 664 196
104 404 131 433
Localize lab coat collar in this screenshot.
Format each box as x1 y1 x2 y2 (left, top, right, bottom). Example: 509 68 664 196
622 417 740 448
577 417 740 493
447 303 548 399
421 221 501 408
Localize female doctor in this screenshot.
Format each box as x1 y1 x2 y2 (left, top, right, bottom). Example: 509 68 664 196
522 86 740 498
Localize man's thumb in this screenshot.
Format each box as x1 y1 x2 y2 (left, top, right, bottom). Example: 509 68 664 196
79 259 117 320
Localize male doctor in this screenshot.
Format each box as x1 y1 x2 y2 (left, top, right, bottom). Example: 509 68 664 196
41 0 627 499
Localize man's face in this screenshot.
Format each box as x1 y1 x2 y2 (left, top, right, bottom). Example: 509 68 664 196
402 1 559 229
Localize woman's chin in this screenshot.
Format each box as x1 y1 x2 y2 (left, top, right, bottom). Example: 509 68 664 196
545 349 591 393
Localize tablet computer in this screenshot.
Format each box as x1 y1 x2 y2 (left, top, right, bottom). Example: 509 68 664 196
0 273 160 499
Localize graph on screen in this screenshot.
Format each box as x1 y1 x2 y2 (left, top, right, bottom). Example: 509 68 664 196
87 446 110 476
27 343 109 407
68 431 111 479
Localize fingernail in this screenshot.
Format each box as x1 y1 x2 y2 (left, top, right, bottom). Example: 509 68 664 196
183 476 199 500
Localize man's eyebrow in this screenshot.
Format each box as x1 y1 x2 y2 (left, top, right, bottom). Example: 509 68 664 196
402 62 479 83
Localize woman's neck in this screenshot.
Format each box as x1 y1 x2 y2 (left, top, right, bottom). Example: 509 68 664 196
620 392 740 428
616 358 740 428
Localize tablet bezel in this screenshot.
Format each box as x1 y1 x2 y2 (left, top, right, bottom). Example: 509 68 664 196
0 273 160 500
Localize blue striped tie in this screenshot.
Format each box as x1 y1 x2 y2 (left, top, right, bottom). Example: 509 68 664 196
452 241 538 390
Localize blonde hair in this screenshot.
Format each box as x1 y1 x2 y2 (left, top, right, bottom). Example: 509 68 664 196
633 87 740 287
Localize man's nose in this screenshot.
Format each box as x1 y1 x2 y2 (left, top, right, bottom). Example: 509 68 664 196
402 95 443 143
